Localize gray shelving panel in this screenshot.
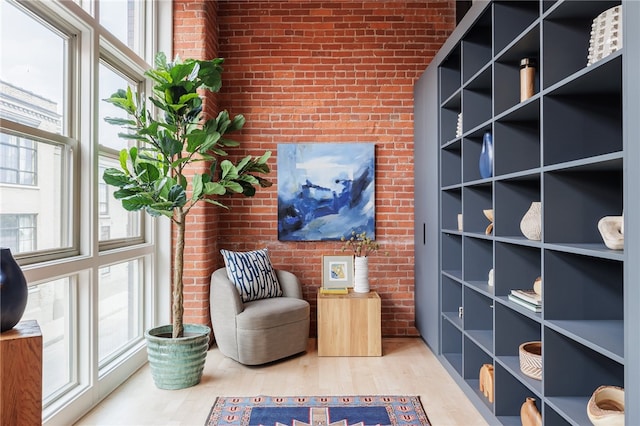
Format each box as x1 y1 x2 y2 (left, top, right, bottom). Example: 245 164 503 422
413 0 637 424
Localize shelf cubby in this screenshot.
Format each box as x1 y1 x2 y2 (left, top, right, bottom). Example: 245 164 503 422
494 363 539 424
544 168 622 246
441 233 462 279
542 56 622 166
494 242 540 297
494 1 540 55
494 100 540 176
442 318 463 375
441 188 462 231
494 25 540 115
544 328 623 426
441 140 462 187
440 92 461 144
494 177 540 239
462 128 493 183
462 184 493 235
462 67 492 132
544 250 623 360
463 336 494 410
442 275 463 330
461 8 492 84
463 286 494 354
542 1 621 88
440 45 462 104
495 304 542 394
463 236 493 286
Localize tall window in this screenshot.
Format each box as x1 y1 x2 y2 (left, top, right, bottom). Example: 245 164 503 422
0 1 171 424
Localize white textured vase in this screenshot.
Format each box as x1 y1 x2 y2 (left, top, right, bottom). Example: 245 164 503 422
353 256 370 293
520 202 542 241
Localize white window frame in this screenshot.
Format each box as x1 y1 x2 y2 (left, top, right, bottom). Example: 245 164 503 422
1 1 172 424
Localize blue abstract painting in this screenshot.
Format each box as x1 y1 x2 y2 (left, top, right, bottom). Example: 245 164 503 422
277 143 375 241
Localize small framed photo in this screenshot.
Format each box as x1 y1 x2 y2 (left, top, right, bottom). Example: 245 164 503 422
322 255 354 288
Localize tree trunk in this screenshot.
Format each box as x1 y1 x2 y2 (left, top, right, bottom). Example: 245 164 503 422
172 208 185 338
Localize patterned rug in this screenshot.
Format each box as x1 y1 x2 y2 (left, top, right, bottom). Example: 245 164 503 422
205 395 431 426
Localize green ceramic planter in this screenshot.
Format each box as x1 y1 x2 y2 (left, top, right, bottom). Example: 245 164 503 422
144 324 210 390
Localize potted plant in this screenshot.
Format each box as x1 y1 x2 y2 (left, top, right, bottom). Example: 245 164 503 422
102 52 272 389
341 230 381 293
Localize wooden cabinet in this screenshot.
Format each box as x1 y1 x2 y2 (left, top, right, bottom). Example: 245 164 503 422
317 290 381 357
0 320 42 426
414 1 640 424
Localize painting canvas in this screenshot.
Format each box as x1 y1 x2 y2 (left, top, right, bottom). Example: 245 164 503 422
277 143 375 241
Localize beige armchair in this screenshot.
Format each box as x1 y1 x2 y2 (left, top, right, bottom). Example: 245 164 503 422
210 268 310 365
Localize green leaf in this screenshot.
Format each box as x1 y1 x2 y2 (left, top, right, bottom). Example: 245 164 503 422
113 187 141 199
202 198 229 209
135 162 160 183
129 146 138 164
186 131 206 153
257 151 272 164
178 174 188 190
103 168 131 187
217 137 240 148
158 135 182 157
168 185 187 207
220 160 237 179
237 174 259 185
204 182 226 196
227 114 245 132
154 52 168 71
236 155 251 172
192 174 203 200
178 93 200 105
199 131 221 153
122 194 155 211
104 117 136 126
225 181 244 193
118 150 129 174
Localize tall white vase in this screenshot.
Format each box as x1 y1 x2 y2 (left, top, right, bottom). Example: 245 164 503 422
353 256 370 293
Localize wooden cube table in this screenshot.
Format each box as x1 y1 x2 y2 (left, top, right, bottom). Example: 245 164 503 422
0 320 42 426
317 289 381 356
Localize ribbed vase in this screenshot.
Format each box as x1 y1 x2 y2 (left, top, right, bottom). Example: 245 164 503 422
353 256 370 293
145 324 210 390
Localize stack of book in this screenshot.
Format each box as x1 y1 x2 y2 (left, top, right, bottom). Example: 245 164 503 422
508 289 542 312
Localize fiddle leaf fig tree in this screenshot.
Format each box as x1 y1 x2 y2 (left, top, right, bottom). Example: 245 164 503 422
103 52 272 338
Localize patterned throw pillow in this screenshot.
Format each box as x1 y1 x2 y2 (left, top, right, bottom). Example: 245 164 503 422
220 248 283 302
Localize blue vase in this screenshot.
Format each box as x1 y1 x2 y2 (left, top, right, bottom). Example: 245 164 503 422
479 131 493 179
0 248 28 332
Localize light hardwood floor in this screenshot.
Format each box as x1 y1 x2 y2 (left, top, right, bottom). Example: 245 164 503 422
76 338 489 426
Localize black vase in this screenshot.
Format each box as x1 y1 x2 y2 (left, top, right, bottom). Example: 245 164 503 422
0 248 28 332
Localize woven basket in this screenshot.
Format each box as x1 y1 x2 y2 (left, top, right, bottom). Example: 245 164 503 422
519 341 542 380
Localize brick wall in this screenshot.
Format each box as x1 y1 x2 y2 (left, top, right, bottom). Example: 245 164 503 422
173 0 455 337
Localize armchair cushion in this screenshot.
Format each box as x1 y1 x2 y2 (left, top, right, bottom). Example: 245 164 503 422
220 248 282 302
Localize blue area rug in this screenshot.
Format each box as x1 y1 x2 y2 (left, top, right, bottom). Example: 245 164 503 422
205 395 431 426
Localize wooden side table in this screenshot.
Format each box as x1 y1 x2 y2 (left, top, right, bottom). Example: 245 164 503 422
317 289 381 356
0 320 42 426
